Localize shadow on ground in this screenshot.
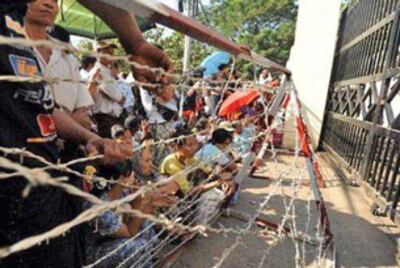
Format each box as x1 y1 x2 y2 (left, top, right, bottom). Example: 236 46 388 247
173 154 400 268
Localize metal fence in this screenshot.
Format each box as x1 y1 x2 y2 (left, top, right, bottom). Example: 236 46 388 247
321 0 400 223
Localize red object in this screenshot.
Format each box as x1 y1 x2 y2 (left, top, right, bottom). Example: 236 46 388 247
218 90 260 117
36 114 56 137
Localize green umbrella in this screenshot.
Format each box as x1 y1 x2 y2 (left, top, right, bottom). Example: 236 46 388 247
56 0 155 40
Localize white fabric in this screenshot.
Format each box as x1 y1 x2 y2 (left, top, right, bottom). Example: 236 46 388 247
117 79 134 111
259 74 273 85
80 69 90 81
89 62 123 117
196 188 225 224
35 46 94 112
139 87 166 124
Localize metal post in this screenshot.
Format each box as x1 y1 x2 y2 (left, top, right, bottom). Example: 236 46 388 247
183 0 193 72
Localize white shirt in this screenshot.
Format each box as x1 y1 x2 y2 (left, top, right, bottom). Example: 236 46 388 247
117 79 134 110
89 62 123 117
35 45 94 112
80 69 90 81
139 87 166 124
259 74 273 85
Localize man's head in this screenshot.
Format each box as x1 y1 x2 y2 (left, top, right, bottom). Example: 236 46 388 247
261 69 270 78
111 124 125 140
139 144 153 176
233 122 242 134
212 128 233 150
218 63 231 80
124 115 143 138
97 41 118 66
25 0 59 27
174 129 198 159
81 56 96 72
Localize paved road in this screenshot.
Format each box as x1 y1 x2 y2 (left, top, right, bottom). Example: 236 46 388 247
173 153 400 268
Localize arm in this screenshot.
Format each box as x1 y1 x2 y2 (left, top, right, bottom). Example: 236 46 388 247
190 179 223 196
78 0 173 86
53 108 97 144
53 109 132 164
78 0 144 54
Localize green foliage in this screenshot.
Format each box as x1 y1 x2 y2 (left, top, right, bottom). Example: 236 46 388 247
203 0 297 67
75 0 298 77
145 27 213 73
154 0 297 76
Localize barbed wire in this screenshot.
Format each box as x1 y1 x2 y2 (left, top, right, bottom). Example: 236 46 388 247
117 144 257 267
0 74 276 95
0 31 335 267
0 35 279 94
212 128 307 268
0 120 275 259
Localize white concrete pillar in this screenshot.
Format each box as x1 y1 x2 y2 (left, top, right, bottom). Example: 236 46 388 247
285 0 342 149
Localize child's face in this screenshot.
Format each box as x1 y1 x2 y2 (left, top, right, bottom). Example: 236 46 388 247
124 129 132 140
140 148 153 176
235 124 242 133
179 136 198 159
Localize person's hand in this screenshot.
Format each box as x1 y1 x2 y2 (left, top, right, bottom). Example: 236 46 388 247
118 96 126 105
129 43 174 93
85 138 132 165
148 190 177 208
120 171 137 188
90 69 103 82
155 84 175 102
239 44 251 55
221 181 236 196
219 172 233 182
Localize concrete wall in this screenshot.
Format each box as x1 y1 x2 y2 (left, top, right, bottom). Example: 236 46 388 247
285 0 342 149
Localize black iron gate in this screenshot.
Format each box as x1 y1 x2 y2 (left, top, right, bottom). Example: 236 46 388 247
321 0 400 223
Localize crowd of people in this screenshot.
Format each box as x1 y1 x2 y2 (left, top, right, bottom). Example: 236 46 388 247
0 1 277 267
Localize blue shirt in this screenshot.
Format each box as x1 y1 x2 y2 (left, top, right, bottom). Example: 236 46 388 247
117 79 135 110
234 125 255 154
196 143 230 168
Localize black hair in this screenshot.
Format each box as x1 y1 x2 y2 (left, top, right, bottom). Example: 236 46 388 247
218 63 230 71
173 128 194 147
81 56 97 70
48 25 70 43
211 128 233 145
194 118 209 131
124 115 143 133
91 160 133 196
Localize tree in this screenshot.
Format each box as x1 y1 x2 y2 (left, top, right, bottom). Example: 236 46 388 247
145 27 213 73
201 0 297 73
75 0 298 77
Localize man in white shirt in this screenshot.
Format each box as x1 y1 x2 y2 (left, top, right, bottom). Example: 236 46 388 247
80 56 96 81
139 84 179 165
89 42 125 138
30 29 94 131
259 69 273 85
110 64 135 116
